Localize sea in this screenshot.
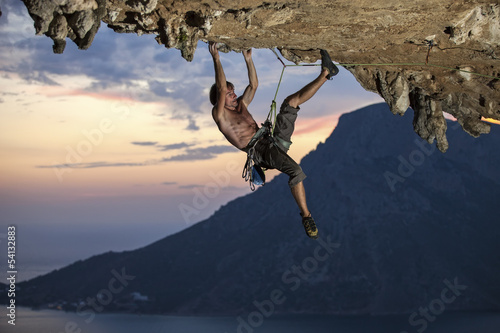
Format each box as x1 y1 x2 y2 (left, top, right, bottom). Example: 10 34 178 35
0 307 499 333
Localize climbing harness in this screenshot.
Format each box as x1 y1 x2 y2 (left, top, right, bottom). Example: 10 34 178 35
241 120 273 191
241 146 265 192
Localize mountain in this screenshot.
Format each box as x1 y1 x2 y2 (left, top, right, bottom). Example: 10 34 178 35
8 103 500 315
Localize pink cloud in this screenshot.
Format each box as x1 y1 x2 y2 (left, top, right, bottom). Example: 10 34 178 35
38 85 140 103
294 114 340 136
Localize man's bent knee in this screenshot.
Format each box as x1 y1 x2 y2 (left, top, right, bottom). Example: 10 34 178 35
288 169 306 188
284 95 300 109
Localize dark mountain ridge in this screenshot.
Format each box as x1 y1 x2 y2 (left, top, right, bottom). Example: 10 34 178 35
8 103 500 315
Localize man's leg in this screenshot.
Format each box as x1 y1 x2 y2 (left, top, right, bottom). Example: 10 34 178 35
292 181 318 239
285 68 329 108
271 51 337 239
291 181 310 218
285 49 338 108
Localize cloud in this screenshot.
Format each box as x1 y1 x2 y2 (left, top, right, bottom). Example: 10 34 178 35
131 141 158 146
178 184 201 189
36 145 238 169
18 70 61 86
157 142 194 151
148 80 174 98
161 145 238 162
293 114 339 136
179 184 243 191
185 116 200 131
161 181 177 186
37 161 150 169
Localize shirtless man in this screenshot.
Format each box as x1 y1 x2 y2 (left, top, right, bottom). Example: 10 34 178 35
208 42 338 239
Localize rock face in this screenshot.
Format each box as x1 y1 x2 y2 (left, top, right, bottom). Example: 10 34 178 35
21 0 500 151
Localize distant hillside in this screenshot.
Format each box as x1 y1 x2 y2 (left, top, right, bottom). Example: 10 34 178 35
7 103 500 315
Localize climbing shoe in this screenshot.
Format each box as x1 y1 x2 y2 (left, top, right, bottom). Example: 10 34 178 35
320 49 339 80
301 213 319 239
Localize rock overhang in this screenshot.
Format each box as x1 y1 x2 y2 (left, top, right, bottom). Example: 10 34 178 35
20 0 500 152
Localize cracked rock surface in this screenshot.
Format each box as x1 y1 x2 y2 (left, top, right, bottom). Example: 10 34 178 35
21 0 500 151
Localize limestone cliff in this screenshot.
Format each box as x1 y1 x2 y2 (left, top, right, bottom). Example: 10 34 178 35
21 0 500 152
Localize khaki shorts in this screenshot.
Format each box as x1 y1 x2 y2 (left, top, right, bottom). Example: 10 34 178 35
251 102 306 188
273 102 299 152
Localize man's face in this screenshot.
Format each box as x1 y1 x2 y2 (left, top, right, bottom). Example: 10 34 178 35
225 88 238 109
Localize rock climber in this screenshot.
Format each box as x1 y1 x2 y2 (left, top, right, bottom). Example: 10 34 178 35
208 41 338 239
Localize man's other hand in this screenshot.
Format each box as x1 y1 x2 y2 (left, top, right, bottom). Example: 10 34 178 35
242 48 252 61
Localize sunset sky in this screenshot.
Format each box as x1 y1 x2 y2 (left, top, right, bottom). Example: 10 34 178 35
0 2 383 281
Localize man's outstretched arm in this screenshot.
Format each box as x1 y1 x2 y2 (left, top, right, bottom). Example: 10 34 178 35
240 49 258 107
209 42 228 119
